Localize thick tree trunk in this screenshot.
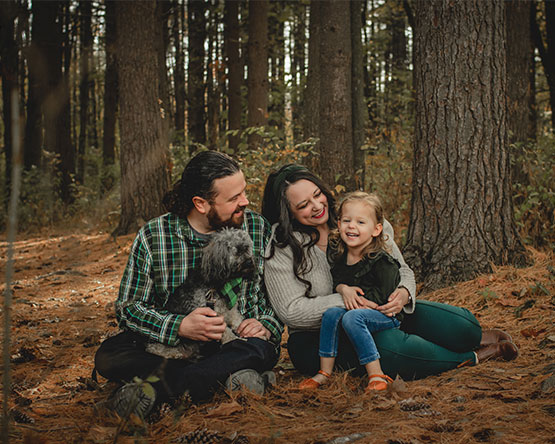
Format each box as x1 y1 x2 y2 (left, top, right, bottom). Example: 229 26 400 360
404 0 526 291
505 0 536 185
40 1 74 203
318 0 354 189
187 0 207 147
173 0 185 133
114 0 170 235
351 0 367 189
102 0 117 170
224 0 242 153
247 0 269 150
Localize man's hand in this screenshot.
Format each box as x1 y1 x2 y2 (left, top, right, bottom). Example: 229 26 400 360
178 307 226 341
236 318 271 340
377 287 410 317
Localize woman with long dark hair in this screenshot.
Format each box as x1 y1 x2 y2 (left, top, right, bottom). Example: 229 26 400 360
262 164 518 380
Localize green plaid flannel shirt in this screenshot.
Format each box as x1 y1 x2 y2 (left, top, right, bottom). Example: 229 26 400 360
115 210 283 346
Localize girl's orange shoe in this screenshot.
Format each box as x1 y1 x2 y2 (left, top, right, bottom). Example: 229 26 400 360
299 370 331 390
365 374 393 392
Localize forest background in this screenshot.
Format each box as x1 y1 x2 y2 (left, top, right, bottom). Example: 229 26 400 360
0 0 554 442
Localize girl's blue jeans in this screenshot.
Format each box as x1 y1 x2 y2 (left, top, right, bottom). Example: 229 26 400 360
319 307 400 365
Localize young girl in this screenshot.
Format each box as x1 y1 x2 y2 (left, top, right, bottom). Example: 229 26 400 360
299 191 401 392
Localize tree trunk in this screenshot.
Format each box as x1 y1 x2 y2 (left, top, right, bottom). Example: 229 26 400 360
0 0 19 204
505 0 536 185
40 1 74 203
291 2 307 141
23 0 49 170
157 0 172 128
351 0 367 189
187 0 207 147
268 0 285 131
404 0 526 291
318 0 354 189
224 0 242 153
114 0 170 235
102 0 117 170
532 0 555 131
304 0 321 172
173 0 185 133
77 0 92 185
247 0 269 150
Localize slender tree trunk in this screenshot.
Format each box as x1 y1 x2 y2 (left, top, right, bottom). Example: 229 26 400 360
304 0 321 172
351 0 367 189
532 0 555 131
23 0 49 170
247 0 269 150
187 0 207 147
114 0 170 235
224 0 242 153
0 0 19 204
173 0 185 133
404 0 526 291
318 0 354 189
505 0 536 185
291 2 307 141
103 0 117 171
78 0 92 184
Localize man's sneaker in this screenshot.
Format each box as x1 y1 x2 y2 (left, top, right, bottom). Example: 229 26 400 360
226 369 272 395
261 370 276 389
111 379 157 419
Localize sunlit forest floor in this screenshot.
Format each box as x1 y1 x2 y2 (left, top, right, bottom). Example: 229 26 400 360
1 229 554 444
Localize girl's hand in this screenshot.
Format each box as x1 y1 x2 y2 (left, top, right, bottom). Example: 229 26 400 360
337 284 365 310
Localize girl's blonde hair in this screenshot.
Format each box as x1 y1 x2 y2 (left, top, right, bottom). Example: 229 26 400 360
328 191 390 262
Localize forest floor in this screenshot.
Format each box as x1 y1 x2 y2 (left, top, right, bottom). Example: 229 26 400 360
1 228 554 444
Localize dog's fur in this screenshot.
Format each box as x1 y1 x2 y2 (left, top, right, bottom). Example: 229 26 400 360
145 228 256 360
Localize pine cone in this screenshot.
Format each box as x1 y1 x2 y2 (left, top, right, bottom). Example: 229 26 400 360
10 408 34 424
175 427 223 444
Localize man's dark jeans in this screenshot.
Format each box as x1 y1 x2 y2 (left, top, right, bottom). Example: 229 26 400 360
94 330 279 402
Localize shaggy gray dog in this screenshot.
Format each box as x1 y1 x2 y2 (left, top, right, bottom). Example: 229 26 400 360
145 228 256 360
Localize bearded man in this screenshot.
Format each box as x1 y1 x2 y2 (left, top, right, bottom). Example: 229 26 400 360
93 151 282 419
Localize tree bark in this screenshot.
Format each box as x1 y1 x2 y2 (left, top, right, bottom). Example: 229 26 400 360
102 0 117 170
173 0 185 133
304 0 321 172
318 0 354 189
505 0 536 180
351 0 367 189
404 0 526 291
187 0 207 147
224 0 242 153
0 0 19 204
114 0 170 235
77 0 92 185
247 0 269 150
532 0 555 131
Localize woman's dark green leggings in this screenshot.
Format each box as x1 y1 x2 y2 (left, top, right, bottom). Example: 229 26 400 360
287 300 481 380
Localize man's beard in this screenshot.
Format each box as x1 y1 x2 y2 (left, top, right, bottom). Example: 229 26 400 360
207 206 246 230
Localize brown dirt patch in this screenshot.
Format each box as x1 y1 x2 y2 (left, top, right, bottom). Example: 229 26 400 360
1 231 554 443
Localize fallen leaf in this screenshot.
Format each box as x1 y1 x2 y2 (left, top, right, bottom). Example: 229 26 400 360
372 398 397 410
495 297 521 307
521 327 546 338
206 400 242 417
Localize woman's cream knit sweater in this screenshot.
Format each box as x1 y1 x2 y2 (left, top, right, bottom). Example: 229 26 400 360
264 220 416 333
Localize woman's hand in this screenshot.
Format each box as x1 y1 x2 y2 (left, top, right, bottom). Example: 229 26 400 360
337 284 367 310
236 318 271 340
377 287 410 317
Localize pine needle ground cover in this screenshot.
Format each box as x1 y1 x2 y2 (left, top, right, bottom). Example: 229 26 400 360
1 231 554 443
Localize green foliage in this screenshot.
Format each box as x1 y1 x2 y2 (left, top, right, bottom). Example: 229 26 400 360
512 134 555 249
